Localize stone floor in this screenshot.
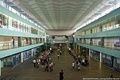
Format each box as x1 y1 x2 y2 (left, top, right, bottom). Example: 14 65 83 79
0 47 120 80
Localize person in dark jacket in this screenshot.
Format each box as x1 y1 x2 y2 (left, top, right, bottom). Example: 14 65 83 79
59 70 64 80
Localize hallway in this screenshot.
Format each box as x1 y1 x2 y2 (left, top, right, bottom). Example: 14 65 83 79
1 47 120 80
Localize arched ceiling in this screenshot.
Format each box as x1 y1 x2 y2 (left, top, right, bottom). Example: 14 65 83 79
8 0 116 35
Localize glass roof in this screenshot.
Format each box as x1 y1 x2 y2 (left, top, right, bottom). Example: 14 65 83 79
1 0 120 32
75 0 120 31
2 0 44 30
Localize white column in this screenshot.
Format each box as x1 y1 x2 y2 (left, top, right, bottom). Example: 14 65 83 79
100 52 102 62
44 33 46 43
89 49 91 57
8 18 12 30
21 52 23 63
42 38 44 43
0 60 1 76
31 49 33 57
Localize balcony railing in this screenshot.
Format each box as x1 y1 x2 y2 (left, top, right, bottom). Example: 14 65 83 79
77 41 120 50
0 41 43 51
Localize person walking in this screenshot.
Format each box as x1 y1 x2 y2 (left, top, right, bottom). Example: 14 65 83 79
57 53 60 59
72 61 75 71
12 37 15 48
59 70 64 80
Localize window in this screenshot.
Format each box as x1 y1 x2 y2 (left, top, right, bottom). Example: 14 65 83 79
12 19 18 28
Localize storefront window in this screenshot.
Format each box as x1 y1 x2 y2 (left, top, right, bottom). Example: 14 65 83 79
0 13 8 28
12 19 18 29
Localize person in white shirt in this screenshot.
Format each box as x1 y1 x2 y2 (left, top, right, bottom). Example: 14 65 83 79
33 59 36 67
72 61 75 70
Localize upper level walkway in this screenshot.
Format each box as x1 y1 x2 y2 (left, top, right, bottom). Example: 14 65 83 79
0 47 120 80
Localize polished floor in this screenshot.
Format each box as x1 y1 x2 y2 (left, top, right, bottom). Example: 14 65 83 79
1 47 120 80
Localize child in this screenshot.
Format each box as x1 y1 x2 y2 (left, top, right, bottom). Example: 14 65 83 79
72 61 75 70
78 66 80 71
57 54 60 59
45 64 49 72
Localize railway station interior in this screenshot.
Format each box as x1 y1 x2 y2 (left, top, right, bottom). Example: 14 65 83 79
0 0 120 80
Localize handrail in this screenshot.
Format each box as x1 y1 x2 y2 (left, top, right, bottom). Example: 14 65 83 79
0 41 43 51
77 41 120 50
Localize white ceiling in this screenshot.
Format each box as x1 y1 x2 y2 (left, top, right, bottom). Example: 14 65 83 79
11 0 116 35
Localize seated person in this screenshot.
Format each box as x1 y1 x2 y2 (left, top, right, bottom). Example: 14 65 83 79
81 58 85 65
84 57 89 66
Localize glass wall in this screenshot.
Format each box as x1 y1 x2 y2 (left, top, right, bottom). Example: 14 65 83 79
90 49 100 61
23 50 31 61
113 57 120 72
2 56 13 67
102 53 113 67
12 53 21 66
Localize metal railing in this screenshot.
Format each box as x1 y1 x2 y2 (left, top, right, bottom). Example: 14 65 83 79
0 41 43 51
77 41 120 50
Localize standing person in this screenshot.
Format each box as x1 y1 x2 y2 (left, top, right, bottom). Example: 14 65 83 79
49 63 52 72
57 53 60 59
33 59 36 67
59 50 62 55
77 61 81 71
110 74 113 78
45 64 49 72
72 61 75 71
12 37 15 48
59 70 64 80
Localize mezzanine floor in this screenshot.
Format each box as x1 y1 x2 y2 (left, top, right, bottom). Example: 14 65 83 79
0 47 120 80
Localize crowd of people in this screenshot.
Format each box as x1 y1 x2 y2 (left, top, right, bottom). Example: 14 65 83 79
32 46 89 80
32 50 55 72
69 49 89 71
31 44 115 80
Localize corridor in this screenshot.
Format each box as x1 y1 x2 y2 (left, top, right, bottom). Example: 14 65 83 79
1 47 120 80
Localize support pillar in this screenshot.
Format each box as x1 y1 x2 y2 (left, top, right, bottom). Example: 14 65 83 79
42 38 44 43
0 60 1 76
45 33 46 43
89 49 91 57
31 49 34 57
29 37 32 45
100 52 102 62
18 37 22 47
36 38 38 43
79 46 80 53
21 52 23 63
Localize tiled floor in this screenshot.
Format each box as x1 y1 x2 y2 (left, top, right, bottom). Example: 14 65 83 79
1 47 120 80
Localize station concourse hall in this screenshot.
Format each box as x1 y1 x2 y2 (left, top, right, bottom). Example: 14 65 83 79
0 0 120 80
1 46 120 80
